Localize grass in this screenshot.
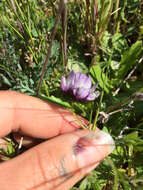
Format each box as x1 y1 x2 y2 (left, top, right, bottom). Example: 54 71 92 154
0 0 143 189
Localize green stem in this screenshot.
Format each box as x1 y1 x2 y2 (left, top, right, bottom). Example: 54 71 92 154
92 90 104 130
71 102 87 130
89 109 93 130
88 101 93 130
114 0 120 33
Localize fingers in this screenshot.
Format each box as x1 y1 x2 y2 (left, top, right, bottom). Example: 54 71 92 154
0 91 86 138
0 130 114 190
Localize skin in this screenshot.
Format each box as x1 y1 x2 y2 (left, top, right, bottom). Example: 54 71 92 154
0 91 113 190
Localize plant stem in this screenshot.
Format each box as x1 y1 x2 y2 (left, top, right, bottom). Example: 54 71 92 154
89 109 93 130
113 0 120 33
10 0 24 33
71 102 87 130
113 57 143 96
92 90 104 130
36 0 64 96
61 1 68 70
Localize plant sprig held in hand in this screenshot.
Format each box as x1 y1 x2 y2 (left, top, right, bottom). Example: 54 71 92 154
61 70 100 130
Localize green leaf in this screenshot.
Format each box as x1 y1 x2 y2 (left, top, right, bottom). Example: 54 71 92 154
112 33 128 54
90 64 113 93
67 58 88 73
0 74 12 86
116 41 142 82
38 95 71 108
31 28 38 37
6 142 15 155
2 16 24 39
123 131 138 141
102 126 109 133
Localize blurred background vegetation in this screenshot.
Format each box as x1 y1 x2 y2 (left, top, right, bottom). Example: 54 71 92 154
0 0 143 189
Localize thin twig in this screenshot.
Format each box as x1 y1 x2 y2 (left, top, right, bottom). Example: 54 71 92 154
92 90 104 130
113 57 143 96
98 103 134 123
106 96 133 114
37 0 64 95
111 7 121 16
18 137 23 149
62 0 68 70
98 87 143 123
93 0 98 22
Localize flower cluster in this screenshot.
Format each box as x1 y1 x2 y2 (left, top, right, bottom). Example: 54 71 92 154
61 70 100 101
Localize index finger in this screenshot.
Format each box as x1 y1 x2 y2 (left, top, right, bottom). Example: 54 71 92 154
0 91 85 138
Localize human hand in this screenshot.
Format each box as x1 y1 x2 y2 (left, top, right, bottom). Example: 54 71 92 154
0 91 114 190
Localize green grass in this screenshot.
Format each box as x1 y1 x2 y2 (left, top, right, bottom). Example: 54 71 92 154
0 0 143 189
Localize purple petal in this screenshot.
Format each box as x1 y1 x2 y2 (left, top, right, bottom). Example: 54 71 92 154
92 82 99 90
74 87 90 100
85 90 100 101
60 70 100 101
74 72 92 89
66 70 75 89
72 88 78 97
61 76 68 92
84 76 92 88
88 82 99 94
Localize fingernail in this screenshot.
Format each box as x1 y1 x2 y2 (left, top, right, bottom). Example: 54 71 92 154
73 130 115 170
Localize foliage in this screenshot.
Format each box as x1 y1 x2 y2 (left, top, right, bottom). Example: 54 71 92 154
0 0 143 189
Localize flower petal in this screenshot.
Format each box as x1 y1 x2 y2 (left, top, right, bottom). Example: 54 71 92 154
66 70 75 90
75 87 90 100
85 90 100 101
84 76 92 88
61 70 100 101
74 72 92 89
61 76 68 92
91 82 99 91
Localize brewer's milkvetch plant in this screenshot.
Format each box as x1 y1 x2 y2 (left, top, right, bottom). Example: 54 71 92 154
61 70 100 130
61 70 100 101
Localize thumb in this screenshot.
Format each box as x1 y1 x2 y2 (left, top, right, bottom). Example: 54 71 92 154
0 130 114 190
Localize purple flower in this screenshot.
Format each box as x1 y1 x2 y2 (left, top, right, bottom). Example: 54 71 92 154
61 70 100 101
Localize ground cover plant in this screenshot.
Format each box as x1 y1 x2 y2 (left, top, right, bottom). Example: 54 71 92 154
0 0 143 189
